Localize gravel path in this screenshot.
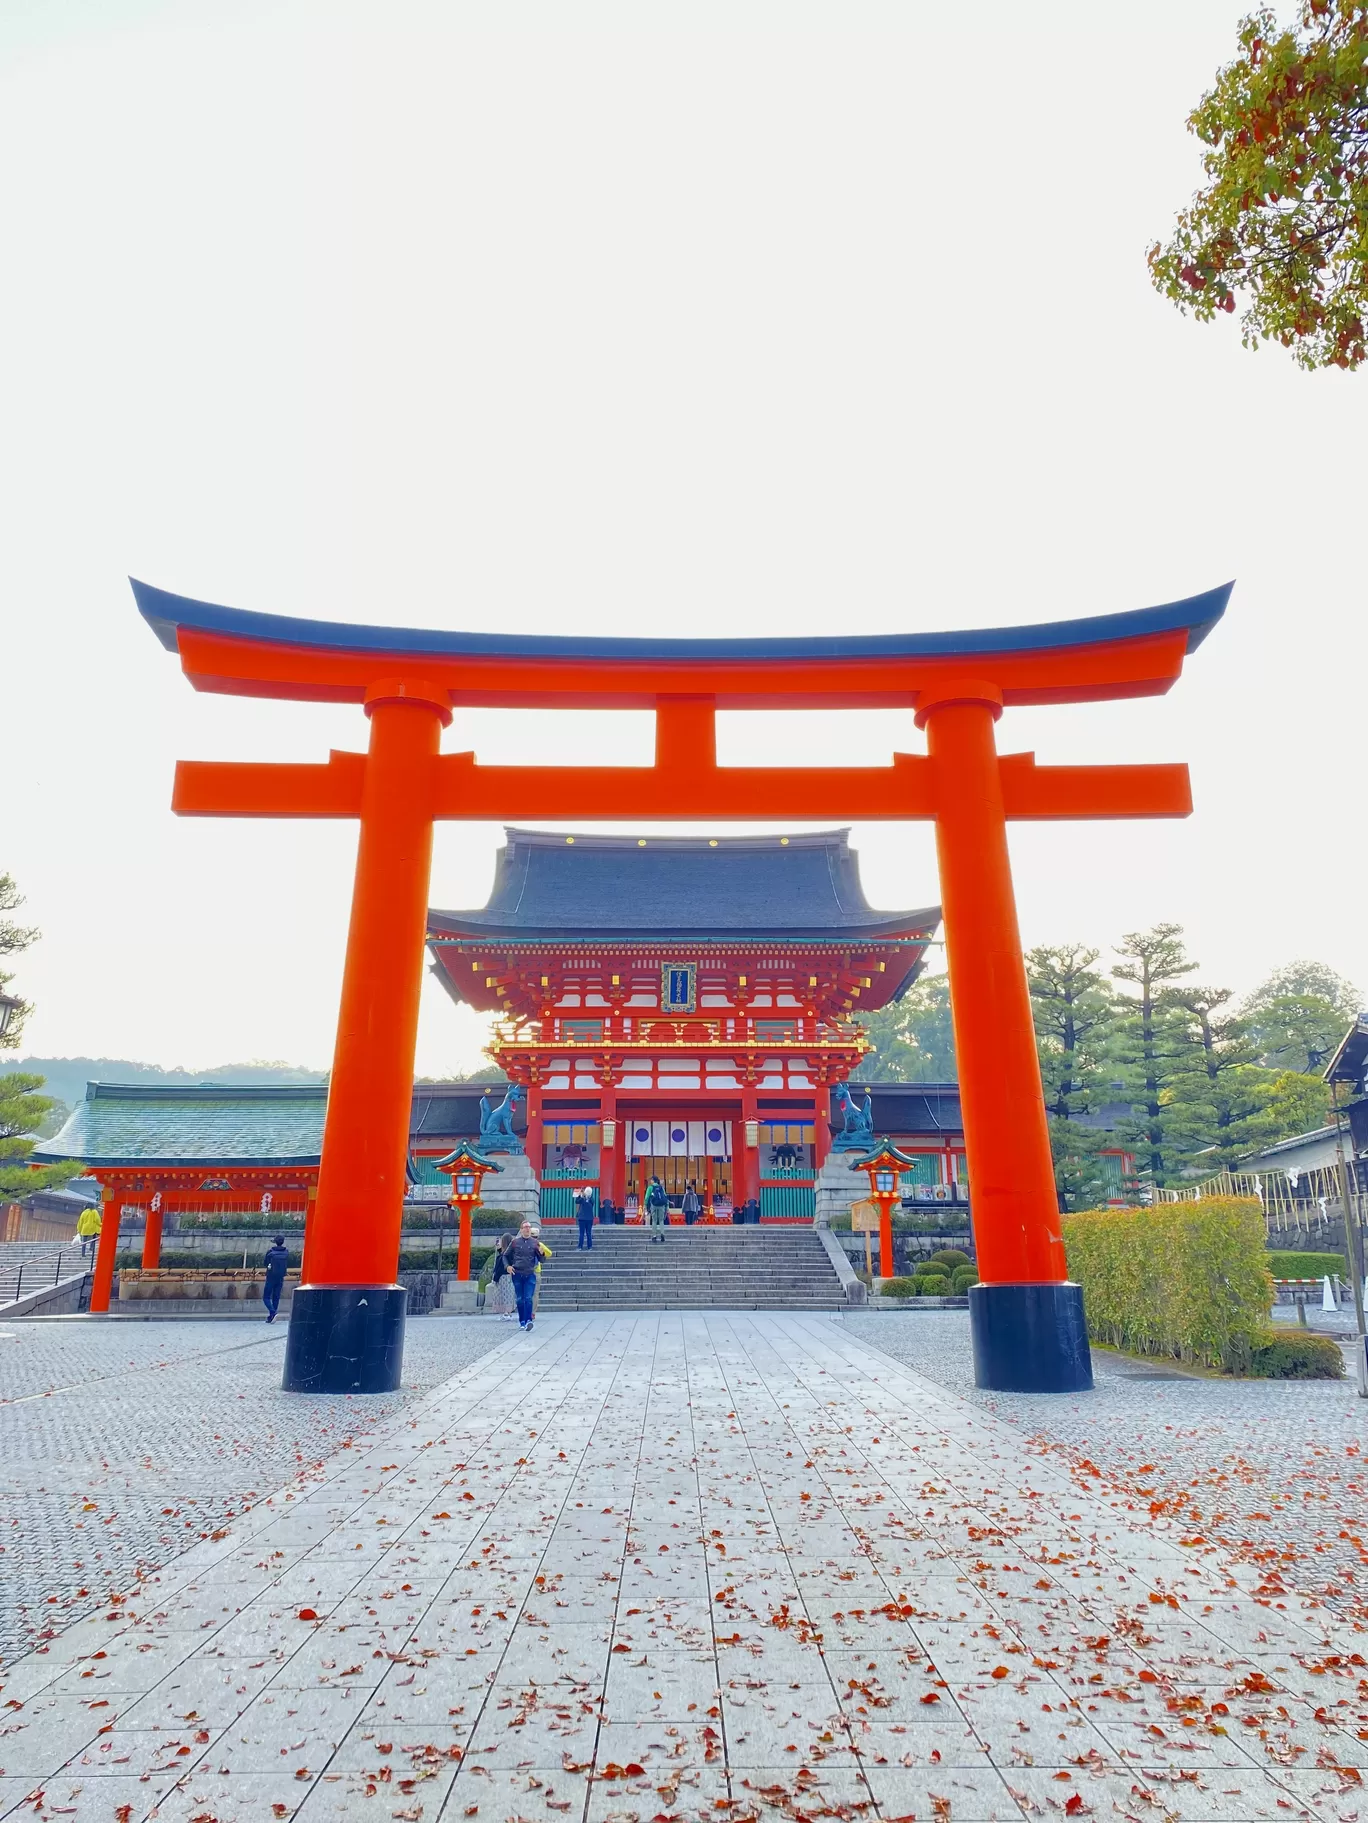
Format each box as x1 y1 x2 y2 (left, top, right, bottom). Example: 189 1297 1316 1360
0 1317 507 1668
843 1310 1368 1623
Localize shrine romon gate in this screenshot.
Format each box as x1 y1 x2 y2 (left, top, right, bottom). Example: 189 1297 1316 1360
130 578 1230 1396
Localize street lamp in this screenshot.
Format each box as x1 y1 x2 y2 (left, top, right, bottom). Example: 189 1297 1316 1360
849 1139 920 1280
435 1139 503 1282
0 992 22 1042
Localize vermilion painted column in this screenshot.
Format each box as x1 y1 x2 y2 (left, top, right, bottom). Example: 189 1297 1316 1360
283 683 450 1394
919 682 1092 1393
739 1092 760 1217
90 1190 121 1314
598 1091 619 1211
454 1198 476 1281
141 1197 163 1271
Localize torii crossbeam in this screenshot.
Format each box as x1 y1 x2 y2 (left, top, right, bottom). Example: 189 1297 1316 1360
128 577 1231 1394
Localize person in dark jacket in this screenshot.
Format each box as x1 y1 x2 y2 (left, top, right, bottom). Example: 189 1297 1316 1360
262 1236 290 1323
574 1186 595 1250
682 1182 702 1226
505 1221 551 1329
645 1176 669 1228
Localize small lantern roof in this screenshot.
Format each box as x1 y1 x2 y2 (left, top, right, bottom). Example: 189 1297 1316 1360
433 1138 504 1175
848 1139 922 1173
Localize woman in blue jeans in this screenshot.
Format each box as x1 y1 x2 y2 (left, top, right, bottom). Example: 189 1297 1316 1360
503 1221 551 1330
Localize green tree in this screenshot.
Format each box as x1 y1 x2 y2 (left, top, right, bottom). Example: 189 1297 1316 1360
1027 943 1125 1212
1112 924 1199 1188
852 973 957 1082
0 874 39 1053
0 1073 82 1199
1148 1 1368 370
1244 958 1361 1013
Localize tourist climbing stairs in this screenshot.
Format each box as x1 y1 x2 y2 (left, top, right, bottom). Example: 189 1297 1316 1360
533 1224 846 1312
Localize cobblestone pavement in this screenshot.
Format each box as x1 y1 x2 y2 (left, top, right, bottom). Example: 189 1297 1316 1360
844 1312 1368 1626
0 1318 508 1670
2 1312 1366 1823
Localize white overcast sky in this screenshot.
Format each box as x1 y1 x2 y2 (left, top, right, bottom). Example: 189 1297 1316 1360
3 0 1364 1080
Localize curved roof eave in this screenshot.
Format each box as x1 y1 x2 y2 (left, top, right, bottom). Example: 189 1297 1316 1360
132 578 1232 664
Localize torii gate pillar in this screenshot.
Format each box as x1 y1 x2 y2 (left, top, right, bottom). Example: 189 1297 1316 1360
133 577 1230 1396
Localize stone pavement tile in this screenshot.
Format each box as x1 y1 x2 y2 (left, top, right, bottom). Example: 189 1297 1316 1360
55 1721 218 1780
0 1693 107 1778
820 1652 959 1722
1271 1765 1368 1819
1008 1763 1325 1820
207 1683 366 1775
586 1768 731 1823
460 1694 599 1769
847 1718 990 1767
495 1623 612 1688
1 1769 187 1822
351 1674 477 1734
603 1651 719 1723
114 1654 289 1727
0 1778 36 1821
595 1721 725 1772
861 1764 1023 1820
147 1766 326 1821
452 1762 593 1821
298 1762 462 1818
265 1625 393 1694
734 1766 875 1819
1089 1718 1270 1770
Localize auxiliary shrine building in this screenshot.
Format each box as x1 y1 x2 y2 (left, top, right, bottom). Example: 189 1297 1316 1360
423 827 955 1221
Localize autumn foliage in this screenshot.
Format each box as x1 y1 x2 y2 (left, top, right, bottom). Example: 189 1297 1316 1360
1149 0 1368 369
1064 1196 1273 1371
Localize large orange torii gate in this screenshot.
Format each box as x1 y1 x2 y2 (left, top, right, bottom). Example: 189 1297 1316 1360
133 577 1230 1395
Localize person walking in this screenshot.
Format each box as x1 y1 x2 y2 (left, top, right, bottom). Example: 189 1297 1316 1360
574 1186 595 1250
76 1202 101 1259
682 1181 701 1227
505 1220 551 1330
645 1175 669 1229
262 1235 291 1323
488 1232 516 1319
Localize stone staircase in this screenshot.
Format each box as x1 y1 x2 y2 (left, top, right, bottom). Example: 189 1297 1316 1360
533 1224 847 1311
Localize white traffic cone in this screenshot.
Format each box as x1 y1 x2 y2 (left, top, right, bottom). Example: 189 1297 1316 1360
1322 1274 1338 1312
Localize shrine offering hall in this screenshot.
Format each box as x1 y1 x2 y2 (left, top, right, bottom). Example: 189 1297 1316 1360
423 827 948 1221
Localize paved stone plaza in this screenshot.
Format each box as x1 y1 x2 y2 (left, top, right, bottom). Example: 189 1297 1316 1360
2 1314 1367 1823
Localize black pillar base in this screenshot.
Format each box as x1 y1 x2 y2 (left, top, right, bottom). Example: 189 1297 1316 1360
282 1285 407 1394
968 1281 1093 1393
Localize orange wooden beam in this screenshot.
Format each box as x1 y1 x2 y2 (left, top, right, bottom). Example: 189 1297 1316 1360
175 624 1191 710
171 747 1191 823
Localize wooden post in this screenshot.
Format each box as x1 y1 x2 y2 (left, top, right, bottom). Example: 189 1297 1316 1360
921 684 1091 1391
285 687 449 1393
141 1196 163 1271
90 1191 122 1314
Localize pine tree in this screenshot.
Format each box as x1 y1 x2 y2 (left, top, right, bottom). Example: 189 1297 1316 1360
1027 944 1123 1211
0 1073 81 1199
851 974 957 1083
1239 961 1363 1074
0 874 38 1053
1111 924 1198 1189
0 872 81 1199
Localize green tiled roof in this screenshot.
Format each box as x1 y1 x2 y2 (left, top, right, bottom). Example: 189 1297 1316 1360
32 1083 327 1167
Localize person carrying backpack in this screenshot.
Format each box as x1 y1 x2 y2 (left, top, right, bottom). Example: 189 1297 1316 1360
645 1175 669 1228
504 1220 551 1330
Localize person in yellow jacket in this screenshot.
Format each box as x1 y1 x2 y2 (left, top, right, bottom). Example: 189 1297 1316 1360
76 1203 102 1259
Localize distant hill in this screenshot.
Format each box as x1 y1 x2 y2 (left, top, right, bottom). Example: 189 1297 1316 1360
1 1056 328 1113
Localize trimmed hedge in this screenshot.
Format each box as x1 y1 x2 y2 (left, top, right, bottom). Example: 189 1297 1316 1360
880 1277 919 1297
928 1248 970 1270
1063 1197 1273 1373
1249 1330 1345 1379
1266 1250 1346 1281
